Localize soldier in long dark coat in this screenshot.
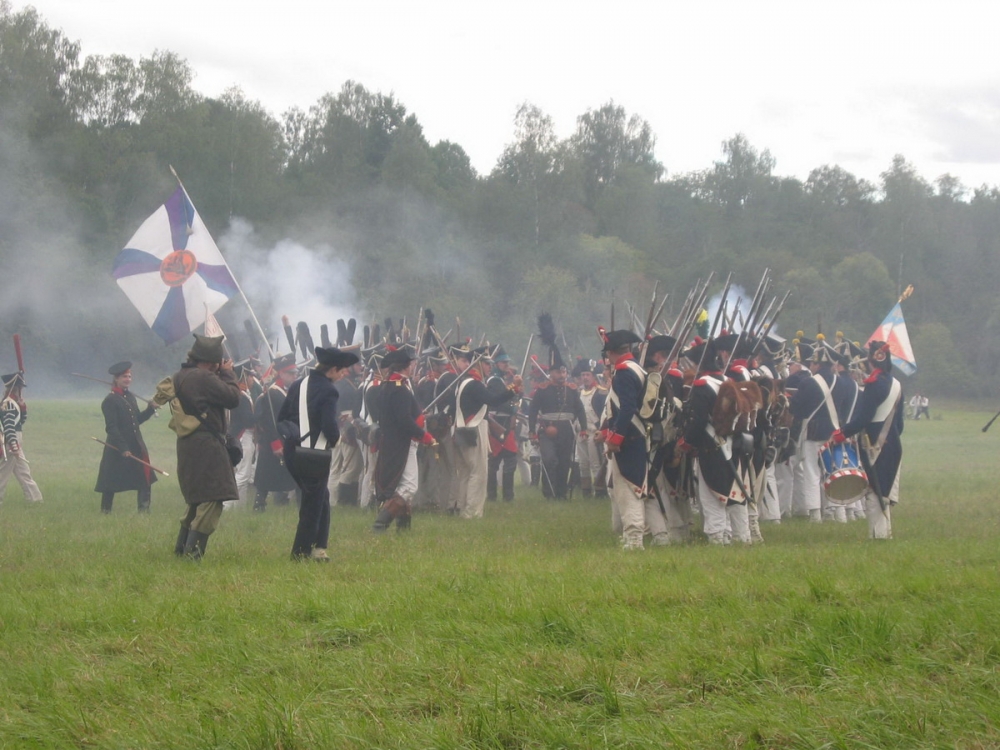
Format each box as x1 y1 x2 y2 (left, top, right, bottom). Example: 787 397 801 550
168 335 241 560
373 348 437 531
831 340 904 540
95 361 158 513
252 354 298 510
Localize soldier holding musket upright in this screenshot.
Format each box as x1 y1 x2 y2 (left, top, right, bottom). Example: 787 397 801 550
447 345 522 518
486 347 520 502
598 329 649 550
676 337 749 545
252 354 298 510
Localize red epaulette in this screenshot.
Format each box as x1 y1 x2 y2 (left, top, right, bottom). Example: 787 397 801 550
667 368 683 379
692 377 708 387
614 361 633 371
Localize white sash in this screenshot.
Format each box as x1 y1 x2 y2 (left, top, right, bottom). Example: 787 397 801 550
299 376 328 450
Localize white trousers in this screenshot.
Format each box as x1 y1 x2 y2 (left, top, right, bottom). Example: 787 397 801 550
360 445 378 508
453 422 489 518
576 435 602 492
653 469 692 543
774 460 794 517
398 442 419 502
0 435 42 502
759 464 782 521
609 458 645 549
695 458 751 544
793 440 823 513
327 437 364 503
225 431 257 509
865 468 899 539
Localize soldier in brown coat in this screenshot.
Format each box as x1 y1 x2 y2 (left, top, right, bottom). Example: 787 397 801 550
169 334 241 560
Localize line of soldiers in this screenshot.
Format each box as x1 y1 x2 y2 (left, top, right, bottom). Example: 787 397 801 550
594 323 904 550
159 299 903 549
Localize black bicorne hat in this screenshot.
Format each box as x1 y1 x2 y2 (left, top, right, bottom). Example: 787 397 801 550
316 347 360 369
380 347 415 369
646 335 676 358
273 353 298 373
602 329 642 352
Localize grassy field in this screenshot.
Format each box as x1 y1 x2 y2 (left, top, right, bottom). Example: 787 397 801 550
1 400 999 749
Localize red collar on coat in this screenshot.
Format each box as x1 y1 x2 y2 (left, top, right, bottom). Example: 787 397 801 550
613 352 636 370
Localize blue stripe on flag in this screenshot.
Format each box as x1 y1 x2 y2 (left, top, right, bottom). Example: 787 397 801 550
196 263 239 298
112 248 161 279
164 188 195 251
151 286 190 344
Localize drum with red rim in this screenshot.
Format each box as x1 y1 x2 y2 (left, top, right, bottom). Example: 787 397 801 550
819 437 868 504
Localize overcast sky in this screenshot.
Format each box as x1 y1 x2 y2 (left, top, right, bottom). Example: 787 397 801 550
15 0 1000 191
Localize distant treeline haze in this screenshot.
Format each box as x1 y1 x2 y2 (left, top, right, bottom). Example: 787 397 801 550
0 4 990 396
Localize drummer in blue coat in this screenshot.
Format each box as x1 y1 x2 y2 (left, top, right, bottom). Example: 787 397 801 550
831 341 904 539
787 336 859 522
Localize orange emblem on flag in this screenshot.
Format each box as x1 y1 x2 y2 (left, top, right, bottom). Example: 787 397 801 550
160 249 197 287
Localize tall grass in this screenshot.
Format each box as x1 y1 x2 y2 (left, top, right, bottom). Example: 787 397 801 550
0 400 997 748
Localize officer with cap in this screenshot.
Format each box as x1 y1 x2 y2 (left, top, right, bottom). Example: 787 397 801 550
95 361 158 513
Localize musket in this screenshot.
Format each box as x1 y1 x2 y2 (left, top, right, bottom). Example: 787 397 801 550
71 373 157 406
648 292 670 337
690 273 733 379
90 437 170 476
421 352 487 415
13 333 24 374
982 408 1000 433
662 275 713 373
530 356 552 381
631 308 644 336
668 283 698 338
519 334 535 380
746 272 773 335
642 282 659 338
610 290 615 332
723 270 770 372
428 325 461 373
750 290 791 358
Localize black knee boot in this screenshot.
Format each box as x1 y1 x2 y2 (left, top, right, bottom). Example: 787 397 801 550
253 489 267 512
101 492 114 514
174 523 188 556
338 482 359 506
183 530 209 561
137 487 151 513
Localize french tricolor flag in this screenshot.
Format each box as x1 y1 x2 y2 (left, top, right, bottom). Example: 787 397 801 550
867 303 916 376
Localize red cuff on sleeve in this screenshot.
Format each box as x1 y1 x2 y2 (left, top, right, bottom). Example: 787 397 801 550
416 414 426 429
606 432 624 447
270 439 283 453
421 431 435 446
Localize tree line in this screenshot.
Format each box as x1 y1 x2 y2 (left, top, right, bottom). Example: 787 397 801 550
0 3 991 396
